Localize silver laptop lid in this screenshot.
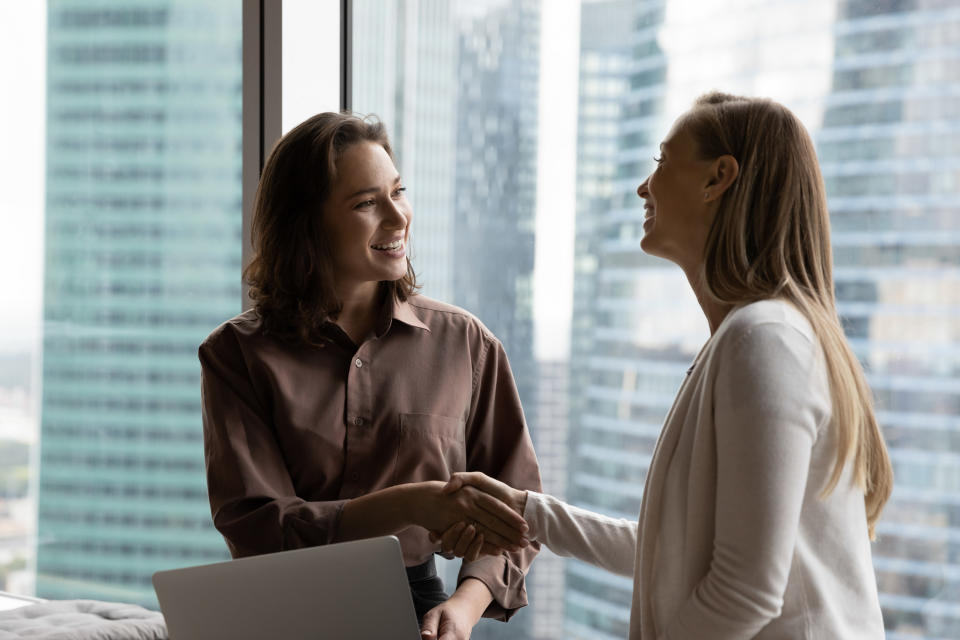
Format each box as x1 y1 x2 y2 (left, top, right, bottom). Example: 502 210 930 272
153 535 421 640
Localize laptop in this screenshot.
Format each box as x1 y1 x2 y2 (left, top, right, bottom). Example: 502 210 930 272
153 535 421 640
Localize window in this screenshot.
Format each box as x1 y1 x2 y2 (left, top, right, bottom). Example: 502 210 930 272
350 1 960 638
2 0 242 606
2 2 959 638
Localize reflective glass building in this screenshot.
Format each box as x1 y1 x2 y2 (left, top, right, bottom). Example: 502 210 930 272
567 0 960 638
37 0 239 606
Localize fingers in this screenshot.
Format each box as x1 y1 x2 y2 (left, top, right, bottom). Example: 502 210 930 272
441 475 464 495
420 606 440 639
439 522 467 555
452 471 506 499
472 487 526 524
453 525 478 558
458 487 528 547
464 532 485 562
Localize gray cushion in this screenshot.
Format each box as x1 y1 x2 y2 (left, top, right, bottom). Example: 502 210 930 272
0 600 167 639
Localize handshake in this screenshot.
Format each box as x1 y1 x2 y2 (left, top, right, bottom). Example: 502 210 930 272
424 472 531 562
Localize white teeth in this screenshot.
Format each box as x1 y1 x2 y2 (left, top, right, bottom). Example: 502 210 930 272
372 240 403 250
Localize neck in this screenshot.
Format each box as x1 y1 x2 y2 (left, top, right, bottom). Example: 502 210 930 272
333 280 382 344
683 266 732 335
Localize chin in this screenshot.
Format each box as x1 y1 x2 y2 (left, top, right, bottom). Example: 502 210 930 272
639 235 657 256
384 268 408 283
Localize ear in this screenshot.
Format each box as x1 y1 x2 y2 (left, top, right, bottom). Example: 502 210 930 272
703 155 739 203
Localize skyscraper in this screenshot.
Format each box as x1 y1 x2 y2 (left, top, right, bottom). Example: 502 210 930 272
353 0 460 304
820 2 960 636
352 2 541 636
565 2 673 637
37 1 240 606
567 1 960 638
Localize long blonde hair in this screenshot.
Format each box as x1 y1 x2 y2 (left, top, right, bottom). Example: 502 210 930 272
686 92 893 539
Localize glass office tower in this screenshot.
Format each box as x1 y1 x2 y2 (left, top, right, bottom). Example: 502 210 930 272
37 1 240 606
822 2 960 637
352 1 540 636
567 0 960 638
565 3 678 638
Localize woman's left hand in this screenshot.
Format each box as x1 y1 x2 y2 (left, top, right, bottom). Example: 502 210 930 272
420 578 490 639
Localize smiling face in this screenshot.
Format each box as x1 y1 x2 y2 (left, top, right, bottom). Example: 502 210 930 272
322 141 412 297
636 118 718 272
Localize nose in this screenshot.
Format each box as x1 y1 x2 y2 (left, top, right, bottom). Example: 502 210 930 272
637 177 650 199
383 196 409 230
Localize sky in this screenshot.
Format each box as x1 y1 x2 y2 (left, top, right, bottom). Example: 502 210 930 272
0 0 580 362
0 2 45 353
533 1 580 361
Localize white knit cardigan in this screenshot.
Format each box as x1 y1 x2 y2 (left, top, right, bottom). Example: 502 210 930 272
524 300 885 639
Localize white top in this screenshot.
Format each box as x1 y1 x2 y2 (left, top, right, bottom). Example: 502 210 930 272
524 300 884 639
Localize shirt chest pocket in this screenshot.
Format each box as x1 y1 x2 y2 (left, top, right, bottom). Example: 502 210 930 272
396 413 467 481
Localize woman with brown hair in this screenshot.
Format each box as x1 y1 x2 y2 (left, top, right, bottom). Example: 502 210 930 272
437 92 893 638
198 112 540 639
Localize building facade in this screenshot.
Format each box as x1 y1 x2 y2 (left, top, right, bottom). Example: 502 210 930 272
352 1 541 637
566 0 960 638
37 0 240 605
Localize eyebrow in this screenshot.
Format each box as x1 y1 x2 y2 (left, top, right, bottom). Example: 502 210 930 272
345 175 402 200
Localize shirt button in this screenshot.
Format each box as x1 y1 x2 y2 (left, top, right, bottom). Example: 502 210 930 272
355 358 363 368
354 417 364 426
350 472 359 481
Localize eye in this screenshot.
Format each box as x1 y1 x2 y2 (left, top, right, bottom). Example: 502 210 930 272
392 186 407 198
353 199 375 210
653 155 664 164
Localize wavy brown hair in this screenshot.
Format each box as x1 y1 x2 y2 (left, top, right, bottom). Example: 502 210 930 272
686 92 893 539
244 112 419 345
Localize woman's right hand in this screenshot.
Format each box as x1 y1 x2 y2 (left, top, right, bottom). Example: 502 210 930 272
428 473 529 560
414 481 529 553
442 472 528 517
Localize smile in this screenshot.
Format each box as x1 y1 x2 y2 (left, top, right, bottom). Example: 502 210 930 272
371 239 403 251
370 239 406 258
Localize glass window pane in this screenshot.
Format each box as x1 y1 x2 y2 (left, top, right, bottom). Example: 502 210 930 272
282 0 340 132
353 1 960 638
10 0 243 607
0 0 45 599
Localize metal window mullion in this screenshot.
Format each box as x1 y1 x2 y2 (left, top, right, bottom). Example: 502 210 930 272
341 0 352 112
241 0 282 312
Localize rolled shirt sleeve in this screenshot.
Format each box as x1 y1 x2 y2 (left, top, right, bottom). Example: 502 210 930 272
457 335 542 621
200 328 347 557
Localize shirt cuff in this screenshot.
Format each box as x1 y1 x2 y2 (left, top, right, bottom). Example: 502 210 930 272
282 498 350 549
522 490 546 542
457 554 528 621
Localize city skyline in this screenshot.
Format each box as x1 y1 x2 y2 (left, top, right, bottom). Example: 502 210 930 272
0 2 957 639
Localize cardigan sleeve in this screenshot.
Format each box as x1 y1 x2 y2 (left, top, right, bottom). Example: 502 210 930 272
524 492 636 577
663 321 830 639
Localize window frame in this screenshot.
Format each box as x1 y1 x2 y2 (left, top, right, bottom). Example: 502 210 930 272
240 0 350 310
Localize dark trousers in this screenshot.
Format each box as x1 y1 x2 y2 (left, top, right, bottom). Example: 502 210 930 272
407 556 449 623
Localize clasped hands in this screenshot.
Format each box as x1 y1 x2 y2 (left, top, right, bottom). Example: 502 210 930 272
424 472 529 562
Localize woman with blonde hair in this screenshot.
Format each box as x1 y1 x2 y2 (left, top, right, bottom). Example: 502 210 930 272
437 92 893 638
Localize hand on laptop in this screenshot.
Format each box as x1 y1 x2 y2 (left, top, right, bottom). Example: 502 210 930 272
420 577 490 640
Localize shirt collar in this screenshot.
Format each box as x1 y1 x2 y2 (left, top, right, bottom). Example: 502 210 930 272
377 291 430 336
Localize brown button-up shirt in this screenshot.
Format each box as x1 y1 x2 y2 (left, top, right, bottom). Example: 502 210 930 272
199 294 541 619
